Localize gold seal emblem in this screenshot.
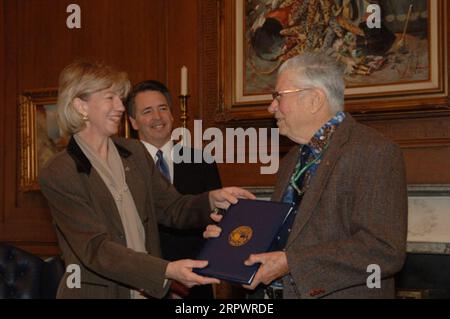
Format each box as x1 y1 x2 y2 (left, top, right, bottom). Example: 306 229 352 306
228 226 253 247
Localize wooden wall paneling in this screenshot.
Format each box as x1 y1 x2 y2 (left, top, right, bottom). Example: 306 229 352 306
198 0 220 130
2 0 58 251
157 0 169 84
0 0 5 224
197 0 222 185
447 1 450 103
218 163 277 187
0 0 54 254
16 0 166 90
1 0 168 255
3 0 18 225
359 113 450 184
403 146 450 184
166 0 200 133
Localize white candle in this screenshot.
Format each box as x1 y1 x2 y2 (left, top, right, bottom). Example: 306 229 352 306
181 66 188 96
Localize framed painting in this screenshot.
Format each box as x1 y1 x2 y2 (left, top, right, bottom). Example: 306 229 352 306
18 88 64 191
18 88 129 191
215 0 448 122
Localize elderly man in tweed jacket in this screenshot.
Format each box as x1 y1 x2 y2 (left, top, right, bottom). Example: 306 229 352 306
244 52 408 299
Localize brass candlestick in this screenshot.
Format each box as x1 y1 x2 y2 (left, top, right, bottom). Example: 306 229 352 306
179 95 190 145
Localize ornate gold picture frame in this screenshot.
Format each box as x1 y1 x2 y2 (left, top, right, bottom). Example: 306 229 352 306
211 0 449 123
18 88 63 191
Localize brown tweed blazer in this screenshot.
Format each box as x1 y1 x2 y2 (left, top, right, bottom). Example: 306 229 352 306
39 136 212 299
273 114 408 299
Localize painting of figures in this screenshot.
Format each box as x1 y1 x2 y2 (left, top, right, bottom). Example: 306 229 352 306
239 0 433 100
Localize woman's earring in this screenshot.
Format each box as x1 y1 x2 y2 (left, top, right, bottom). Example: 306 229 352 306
82 113 89 121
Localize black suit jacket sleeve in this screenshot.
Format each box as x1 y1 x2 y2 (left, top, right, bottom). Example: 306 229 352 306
173 153 222 195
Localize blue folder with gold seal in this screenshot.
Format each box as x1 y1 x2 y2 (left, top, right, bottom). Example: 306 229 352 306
194 199 294 285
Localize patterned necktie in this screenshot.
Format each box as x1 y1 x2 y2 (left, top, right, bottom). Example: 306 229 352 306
156 150 171 181
282 146 312 206
271 147 312 251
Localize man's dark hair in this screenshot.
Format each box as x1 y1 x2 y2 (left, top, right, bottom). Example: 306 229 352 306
125 80 173 118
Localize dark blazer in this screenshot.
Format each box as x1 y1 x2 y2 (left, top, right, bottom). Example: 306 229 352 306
174 148 222 196
39 137 212 299
272 114 408 299
159 147 222 261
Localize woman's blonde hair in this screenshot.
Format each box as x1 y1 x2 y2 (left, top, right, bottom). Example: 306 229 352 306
57 60 131 135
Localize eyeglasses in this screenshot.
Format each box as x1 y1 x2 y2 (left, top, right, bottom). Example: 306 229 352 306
271 88 311 101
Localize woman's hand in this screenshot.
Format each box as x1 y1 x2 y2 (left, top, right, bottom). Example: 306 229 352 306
203 210 223 238
165 259 220 288
204 188 255 239
208 187 256 210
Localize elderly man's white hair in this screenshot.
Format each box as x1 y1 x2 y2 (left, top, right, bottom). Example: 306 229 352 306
279 52 346 113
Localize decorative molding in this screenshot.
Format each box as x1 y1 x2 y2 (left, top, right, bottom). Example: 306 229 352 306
362 115 450 147
22 88 58 102
244 186 273 200
408 184 450 196
3 241 60 258
199 0 221 129
407 242 450 255
244 185 450 197
352 108 450 121
0 0 5 224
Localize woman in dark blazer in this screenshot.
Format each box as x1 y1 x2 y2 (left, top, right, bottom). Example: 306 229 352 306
39 60 254 299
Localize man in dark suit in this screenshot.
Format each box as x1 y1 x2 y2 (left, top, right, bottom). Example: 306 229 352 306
126 80 221 298
241 52 408 298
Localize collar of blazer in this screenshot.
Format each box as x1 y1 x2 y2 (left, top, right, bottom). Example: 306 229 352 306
67 136 149 234
67 135 132 175
285 114 356 249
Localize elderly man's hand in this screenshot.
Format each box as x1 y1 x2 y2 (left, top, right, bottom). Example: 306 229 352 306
208 187 256 210
203 211 223 238
243 251 289 290
205 187 255 239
